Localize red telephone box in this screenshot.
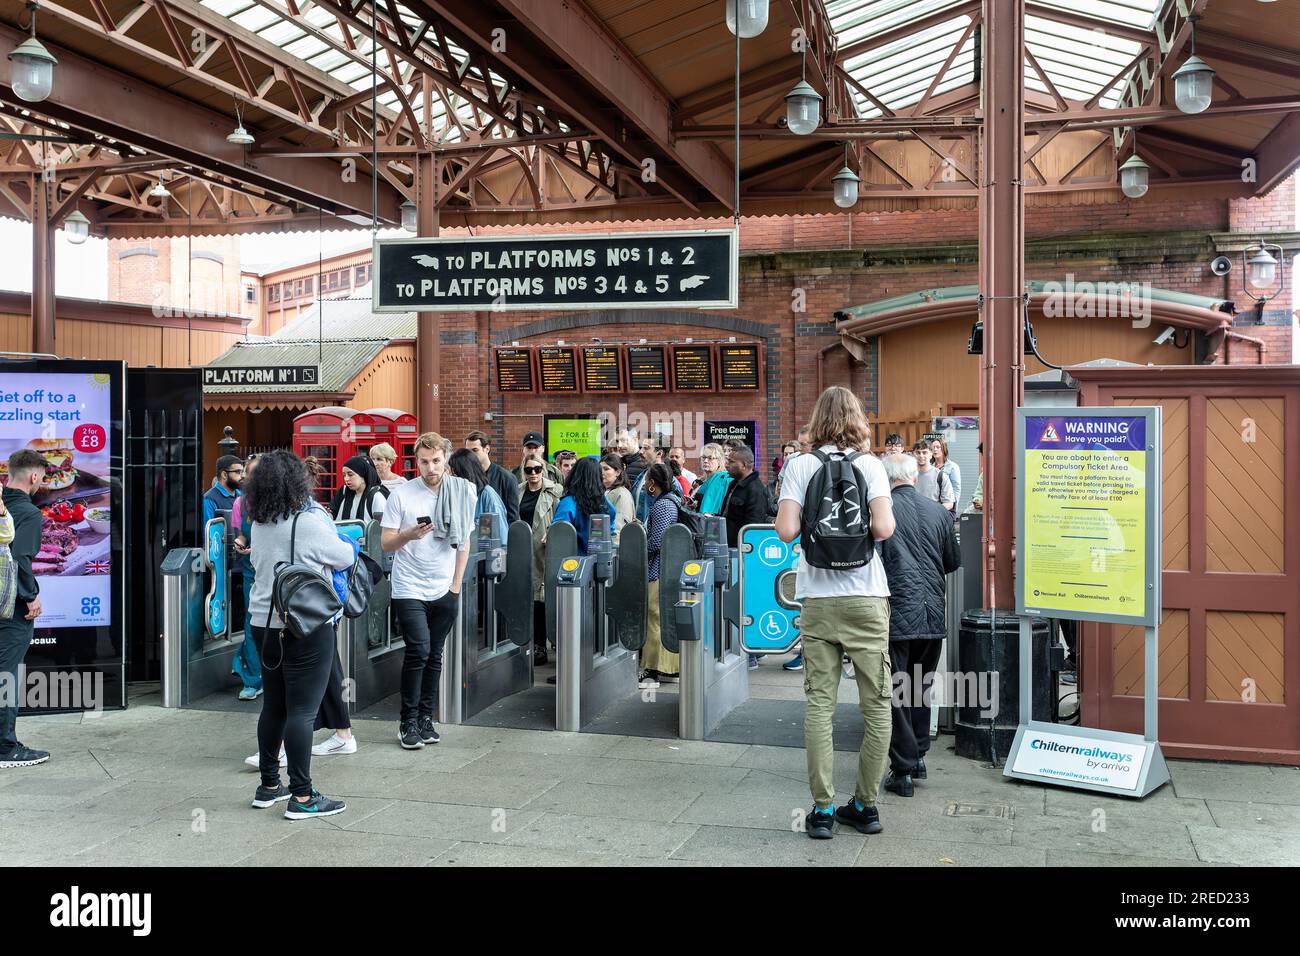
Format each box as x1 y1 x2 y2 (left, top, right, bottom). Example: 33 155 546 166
362 407 419 478
292 406 360 502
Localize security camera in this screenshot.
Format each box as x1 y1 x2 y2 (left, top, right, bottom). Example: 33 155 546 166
1153 326 1176 345
1210 256 1233 276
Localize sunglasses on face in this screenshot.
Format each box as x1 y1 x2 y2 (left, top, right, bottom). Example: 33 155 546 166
524 466 543 475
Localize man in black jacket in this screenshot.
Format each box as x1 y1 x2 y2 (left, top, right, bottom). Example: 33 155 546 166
464 430 520 524
0 450 51 768
618 428 647 488
878 453 960 797
720 444 772 547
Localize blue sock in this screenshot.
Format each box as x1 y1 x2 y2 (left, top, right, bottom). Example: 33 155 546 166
854 799 865 812
814 805 833 816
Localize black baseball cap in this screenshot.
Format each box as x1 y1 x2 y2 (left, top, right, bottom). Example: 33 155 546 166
522 432 544 447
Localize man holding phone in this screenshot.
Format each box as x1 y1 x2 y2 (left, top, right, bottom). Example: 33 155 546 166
382 433 475 750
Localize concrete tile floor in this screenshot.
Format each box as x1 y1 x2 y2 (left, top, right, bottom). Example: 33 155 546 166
1 687 1297 867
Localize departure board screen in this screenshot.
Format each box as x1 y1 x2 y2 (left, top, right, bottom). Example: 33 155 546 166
496 348 534 392
538 347 579 392
719 344 761 390
627 346 668 391
582 347 623 392
672 346 714 391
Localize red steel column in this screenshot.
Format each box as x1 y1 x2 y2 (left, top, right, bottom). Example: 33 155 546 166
32 175 55 354
978 0 1025 609
416 152 440 432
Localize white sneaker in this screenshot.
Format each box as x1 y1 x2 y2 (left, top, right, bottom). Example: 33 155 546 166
637 671 660 690
311 733 358 756
244 746 287 769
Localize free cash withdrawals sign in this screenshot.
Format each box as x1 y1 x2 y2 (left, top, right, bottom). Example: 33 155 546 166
373 230 737 312
1017 407 1159 627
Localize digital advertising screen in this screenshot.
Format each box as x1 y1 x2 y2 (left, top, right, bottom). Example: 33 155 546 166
1 359 125 711
545 416 603 461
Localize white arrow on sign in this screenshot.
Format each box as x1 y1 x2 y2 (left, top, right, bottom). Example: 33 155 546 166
680 274 710 290
411 254 439 269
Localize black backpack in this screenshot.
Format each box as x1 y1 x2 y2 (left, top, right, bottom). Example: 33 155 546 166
266 512 344 640
800 449 875 570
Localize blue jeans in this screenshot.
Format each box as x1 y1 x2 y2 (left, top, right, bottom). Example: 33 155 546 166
233 571 262 691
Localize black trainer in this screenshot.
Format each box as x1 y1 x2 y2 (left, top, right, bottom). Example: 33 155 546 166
283 789 346 820
417 715 440 744
399 720 424 750
806 808 835 839
534 647 549 666
835 800 883 834
250 783 292 808
883 770 914 797
914 758 928 780
0 744 50 769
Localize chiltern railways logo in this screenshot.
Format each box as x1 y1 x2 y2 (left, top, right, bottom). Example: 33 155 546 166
1038 423 1062 443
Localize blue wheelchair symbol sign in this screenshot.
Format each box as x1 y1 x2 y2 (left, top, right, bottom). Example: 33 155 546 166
758 611 789 641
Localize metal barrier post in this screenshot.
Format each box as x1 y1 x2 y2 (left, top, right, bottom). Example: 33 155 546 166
160 547 204 708
555 555 593 732
676 558 714 741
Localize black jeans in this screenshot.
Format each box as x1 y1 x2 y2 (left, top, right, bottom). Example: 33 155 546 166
393 592 459 723
255 622 335 797
314 642 352 732
0 615 34 754
888 638 944 774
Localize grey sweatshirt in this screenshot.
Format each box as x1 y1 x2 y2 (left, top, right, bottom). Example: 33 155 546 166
249 506 357 629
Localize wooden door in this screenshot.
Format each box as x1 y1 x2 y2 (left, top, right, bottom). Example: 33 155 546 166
1075 367 1300 764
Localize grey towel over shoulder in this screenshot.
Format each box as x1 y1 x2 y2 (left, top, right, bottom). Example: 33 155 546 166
430 474 476 549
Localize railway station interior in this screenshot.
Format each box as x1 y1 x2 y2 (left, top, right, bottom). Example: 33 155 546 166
1 0 1299 879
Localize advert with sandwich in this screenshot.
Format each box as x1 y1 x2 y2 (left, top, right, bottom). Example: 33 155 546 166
0 372 113 628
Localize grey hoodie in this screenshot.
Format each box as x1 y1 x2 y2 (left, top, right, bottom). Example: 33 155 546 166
249 506 357 629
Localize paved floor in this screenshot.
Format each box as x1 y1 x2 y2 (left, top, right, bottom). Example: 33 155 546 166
2 681 1297 867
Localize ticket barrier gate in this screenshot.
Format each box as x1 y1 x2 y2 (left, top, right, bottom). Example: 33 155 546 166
160 516 242 707
552 515 646 731
660 518 749 740
439 517 534 724
335 520 403 714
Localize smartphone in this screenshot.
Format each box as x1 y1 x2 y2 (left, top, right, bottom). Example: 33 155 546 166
417 516 432 525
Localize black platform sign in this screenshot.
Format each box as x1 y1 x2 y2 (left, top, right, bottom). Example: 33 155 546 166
539 347 579 392
628 346 668 391
719 344 760 390
582 347 623 392
495 348 534 392
673 346 714 391
373 230 738 312
203 365 319 388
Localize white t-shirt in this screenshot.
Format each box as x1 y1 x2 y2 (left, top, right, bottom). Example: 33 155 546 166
381 477 457 601
778 445 892 601
381 476 407 492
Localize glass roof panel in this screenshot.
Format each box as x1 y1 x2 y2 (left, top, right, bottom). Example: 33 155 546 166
829 0 1157 116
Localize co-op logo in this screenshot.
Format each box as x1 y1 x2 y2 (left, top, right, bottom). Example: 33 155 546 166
50 886 152 936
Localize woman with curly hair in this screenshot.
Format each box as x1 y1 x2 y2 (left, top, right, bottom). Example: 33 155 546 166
245 450 356 820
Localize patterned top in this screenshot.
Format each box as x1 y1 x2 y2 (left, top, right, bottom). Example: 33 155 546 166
646 494 679 582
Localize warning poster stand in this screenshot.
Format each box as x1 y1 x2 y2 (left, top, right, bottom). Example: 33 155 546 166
1004 405 1170 798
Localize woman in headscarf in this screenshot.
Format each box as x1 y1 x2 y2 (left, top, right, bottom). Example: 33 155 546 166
329 455 389 523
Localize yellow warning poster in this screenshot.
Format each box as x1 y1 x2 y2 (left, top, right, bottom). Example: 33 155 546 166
1021 414 1148 622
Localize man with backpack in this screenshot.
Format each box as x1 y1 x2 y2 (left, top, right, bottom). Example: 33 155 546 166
774 386 896 840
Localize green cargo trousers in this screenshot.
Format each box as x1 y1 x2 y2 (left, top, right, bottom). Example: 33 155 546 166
800 596 892 809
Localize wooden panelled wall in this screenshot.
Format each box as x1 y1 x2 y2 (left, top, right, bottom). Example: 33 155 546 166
1 312 242 366
877 313 1186 416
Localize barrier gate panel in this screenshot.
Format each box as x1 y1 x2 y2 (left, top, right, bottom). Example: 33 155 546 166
340 520 403 714
500 520 535 647
544 521 578 651
462 521 534 720
607 522 648 651
656 524 695 654
738 524 801 654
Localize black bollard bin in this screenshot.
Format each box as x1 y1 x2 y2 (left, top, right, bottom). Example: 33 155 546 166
955 610 1054 765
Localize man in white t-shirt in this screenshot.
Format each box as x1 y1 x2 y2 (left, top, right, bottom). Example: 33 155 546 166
382 432 472 750
775 387 895 840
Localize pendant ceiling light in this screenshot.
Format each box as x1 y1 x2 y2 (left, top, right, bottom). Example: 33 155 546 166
1173 17 1215 115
